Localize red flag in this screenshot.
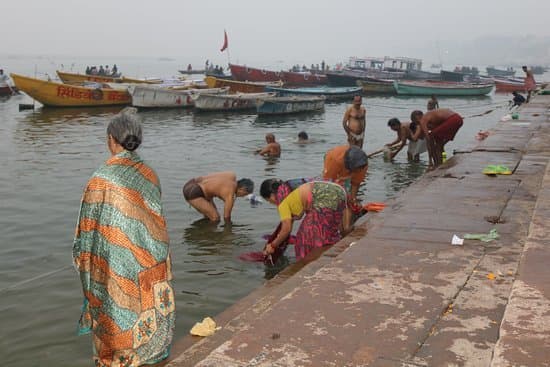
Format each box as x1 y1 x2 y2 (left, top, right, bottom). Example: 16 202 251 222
220 30 228 52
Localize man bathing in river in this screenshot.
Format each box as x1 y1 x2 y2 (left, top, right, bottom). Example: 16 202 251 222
342 95 366 148
385 118 427 162
410 109 463 168
183 171 254 223
256 133 281 157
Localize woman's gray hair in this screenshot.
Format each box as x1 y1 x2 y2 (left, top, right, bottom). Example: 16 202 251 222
107 107 143 151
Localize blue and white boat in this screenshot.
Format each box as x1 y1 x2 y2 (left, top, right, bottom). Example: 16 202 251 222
265 86 361 101
256 96 325 115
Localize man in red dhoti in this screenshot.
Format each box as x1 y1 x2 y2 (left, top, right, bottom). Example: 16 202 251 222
410 109 463 168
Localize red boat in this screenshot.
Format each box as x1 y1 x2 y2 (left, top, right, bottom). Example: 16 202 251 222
0 85 17 96
493 78 525 93
229 63 326 87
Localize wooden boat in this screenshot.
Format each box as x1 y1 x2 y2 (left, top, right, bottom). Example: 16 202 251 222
129 85 229 108
393 80 494 96
0 85 17 96
264 86 362 101
441 67 479 82
178 69 207 75
486 67 516 78
11 73 131 107
357 79 396 94
404 69 441 80
493 78 526 93
229 64 326 86
326 69 404 87
204 76 283 93
57 70 162 84
193 92 276 111
256 96 325 115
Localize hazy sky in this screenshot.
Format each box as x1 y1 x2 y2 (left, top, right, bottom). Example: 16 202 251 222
3 0 550 67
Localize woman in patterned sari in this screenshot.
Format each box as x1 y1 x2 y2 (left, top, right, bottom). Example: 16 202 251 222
73 108 175 366
260 179 350 260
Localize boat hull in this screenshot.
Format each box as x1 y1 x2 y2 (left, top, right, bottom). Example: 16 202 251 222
494 81 524 93
264 86 362 101
486 67 516 77
194 92 276 111
57 71 162 84
229 64 326 87
0 85 16 96
256 96 325 115
11 73 131 107
129 85 229 108
357 80 395 94
204 76 283 93
393 81 494 96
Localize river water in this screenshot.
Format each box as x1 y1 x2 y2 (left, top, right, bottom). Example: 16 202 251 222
0 56 517 366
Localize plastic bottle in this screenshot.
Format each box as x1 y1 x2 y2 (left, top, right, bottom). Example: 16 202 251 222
442 151 447 163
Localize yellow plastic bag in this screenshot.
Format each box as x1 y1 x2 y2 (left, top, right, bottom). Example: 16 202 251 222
190 317 219 337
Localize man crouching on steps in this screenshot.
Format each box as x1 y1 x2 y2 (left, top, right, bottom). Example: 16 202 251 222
183 171 254 223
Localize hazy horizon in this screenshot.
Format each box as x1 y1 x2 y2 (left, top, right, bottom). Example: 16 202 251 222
3 0 550 70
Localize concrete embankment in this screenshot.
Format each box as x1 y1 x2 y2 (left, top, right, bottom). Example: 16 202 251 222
167 92 550 366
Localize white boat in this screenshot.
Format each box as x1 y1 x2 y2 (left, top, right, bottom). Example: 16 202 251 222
129 85 229 108
193 92 276 111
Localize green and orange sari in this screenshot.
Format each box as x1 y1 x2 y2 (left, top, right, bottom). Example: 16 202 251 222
73 150 175 366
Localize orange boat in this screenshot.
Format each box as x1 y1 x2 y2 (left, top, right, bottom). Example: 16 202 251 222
11 73 131 107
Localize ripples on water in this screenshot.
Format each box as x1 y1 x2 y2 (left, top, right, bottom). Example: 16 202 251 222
0 87 509 366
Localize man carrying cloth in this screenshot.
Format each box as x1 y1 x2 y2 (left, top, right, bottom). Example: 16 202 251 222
410 109 463 168
323 145 368 219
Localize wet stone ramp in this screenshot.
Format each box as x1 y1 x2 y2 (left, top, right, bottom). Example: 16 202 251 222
167 95 550 367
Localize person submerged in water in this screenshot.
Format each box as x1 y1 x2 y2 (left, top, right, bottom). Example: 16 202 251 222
297 131 310 144
427 94 439 111
342 95 366 148
255 133 281 157
183 171 254 223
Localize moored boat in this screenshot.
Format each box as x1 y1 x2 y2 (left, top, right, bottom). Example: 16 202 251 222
129 85 229 108
256 96 325 115
493 78 525 93
326 69 404 87
404 69 441 80
0 85 17 96
356 79 396 94
57 70 162 84
229 64 326 86
193 92 276 111
393 80 494 96
486 66 516 78
264 86 361 101
204 76 283 93
11 73 131 107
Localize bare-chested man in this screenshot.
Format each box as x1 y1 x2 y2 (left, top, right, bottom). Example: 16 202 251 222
183 171 254 223
385 118 427 161
255 133 281 157
410 109 463 168
342 95 366 148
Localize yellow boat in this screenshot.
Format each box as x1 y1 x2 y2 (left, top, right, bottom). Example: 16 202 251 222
11 73 131 107
56 70 162 85
205 76 283 93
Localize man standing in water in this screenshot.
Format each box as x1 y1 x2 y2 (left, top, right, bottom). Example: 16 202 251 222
183 172 254 223
410 109 463 168
255 133 281 157
342 95 366 148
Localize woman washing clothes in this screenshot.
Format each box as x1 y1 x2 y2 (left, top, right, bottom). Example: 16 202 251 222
260 179 351 260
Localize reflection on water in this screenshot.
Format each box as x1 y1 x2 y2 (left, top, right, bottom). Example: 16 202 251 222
0 85 511 366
